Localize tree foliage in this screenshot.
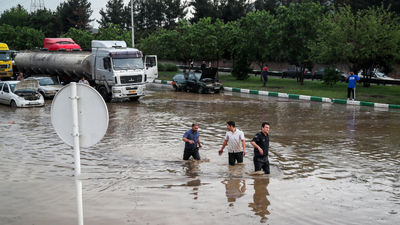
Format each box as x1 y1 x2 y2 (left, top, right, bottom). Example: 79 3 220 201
98 0 126 28
0 24 44 50
62 28 94 50
313 5 400 86
0 4 29 27
56 0 93 33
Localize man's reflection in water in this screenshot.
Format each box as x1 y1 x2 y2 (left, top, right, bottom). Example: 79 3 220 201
248 178 270 223
185 161 201 200
222 179 246 206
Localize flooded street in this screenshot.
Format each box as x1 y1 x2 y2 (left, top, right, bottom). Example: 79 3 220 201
0 85 399 225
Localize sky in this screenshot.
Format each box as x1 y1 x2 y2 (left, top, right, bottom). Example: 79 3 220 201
0 0 134 28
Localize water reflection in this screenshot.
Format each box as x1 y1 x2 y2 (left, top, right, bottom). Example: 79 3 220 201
248 178 270 223
222 179 246 205
184 161 201 200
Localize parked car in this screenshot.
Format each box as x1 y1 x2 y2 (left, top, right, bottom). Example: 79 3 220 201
172 73 188 91
0 80 44 107
172 68 222 94
358 69 394 80
282 66 312 78
43 38 82 51
25 76 63 98
314 68 347 81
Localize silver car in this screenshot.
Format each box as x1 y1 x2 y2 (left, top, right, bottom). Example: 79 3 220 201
0 80 44 107
26 76 63 98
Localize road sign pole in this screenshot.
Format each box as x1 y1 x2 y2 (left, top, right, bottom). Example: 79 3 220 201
70 82 84 225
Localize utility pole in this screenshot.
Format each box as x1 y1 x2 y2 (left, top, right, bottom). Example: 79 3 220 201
30 0 45 12
131 0 135 48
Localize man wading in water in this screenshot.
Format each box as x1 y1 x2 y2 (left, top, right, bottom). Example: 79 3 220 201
182 123 202 160
250 122 270 174
218 121 246 165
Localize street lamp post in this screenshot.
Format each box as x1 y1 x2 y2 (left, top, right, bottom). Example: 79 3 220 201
131 0 135 47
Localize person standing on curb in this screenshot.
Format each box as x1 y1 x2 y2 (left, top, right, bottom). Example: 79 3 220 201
182 123 202 160
346 72 360 101
218 121 246 166
250 122 271 174
261 65 269 87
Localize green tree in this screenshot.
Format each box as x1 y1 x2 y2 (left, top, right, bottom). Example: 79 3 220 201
98 0 126 28
190 0 219 23
313 5 400 86
236 11 277 71
56 0 93 33
275 1 325 84
96 24 132 47
29 9 59 37
62 28 94 50
218 0 253 22
0 24 44 50
253 0 280 13
0 4 29 27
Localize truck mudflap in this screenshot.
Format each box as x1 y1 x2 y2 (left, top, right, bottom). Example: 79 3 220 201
112 84 146 99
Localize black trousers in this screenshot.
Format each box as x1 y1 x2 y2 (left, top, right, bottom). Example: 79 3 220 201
347 88 355 99
254 156 270 174
183 147 200 160
228 152 243 165
262 74 268 86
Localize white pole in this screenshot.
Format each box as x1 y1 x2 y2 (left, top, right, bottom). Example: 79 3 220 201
71 82 84 225
131 0 135 47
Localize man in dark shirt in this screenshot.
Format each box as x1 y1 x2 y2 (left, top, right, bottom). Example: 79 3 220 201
182 123 202 160
250 122 270 174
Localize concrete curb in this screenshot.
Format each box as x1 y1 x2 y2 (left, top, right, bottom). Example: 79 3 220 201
153 80 400 109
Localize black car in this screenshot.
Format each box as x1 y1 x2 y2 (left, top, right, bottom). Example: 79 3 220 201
172 68 223 94
282 66 312 78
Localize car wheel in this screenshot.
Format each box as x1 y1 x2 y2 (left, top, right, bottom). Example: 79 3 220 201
197 87 204 94
214 89 220 94
173 85 179 92
40 91 46 98
10 100 17 108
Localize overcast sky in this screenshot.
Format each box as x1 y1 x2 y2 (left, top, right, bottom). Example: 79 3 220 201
0 0 134 28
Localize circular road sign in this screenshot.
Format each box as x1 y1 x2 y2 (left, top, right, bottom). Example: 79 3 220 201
51 83 109 148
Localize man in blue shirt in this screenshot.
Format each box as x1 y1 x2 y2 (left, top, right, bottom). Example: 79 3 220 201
346 72 360 101
182 123 202 160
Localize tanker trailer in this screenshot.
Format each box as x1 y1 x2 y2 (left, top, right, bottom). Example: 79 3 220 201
14 40 149 101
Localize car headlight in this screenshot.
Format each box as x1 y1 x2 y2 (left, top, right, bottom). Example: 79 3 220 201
113 89 122 93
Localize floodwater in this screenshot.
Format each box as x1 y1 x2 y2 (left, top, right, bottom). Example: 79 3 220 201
0 84 399 225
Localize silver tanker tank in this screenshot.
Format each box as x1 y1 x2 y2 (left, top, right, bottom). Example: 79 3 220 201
15 51 92 81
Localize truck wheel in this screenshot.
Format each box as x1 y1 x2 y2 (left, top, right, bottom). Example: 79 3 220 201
98 86 111 102
197 87 204 94
10 100 17 108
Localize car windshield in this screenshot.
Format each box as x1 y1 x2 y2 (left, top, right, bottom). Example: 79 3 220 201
9 84 16 92
37 77 59 86
195 74 201 80
173 74 185 81
0 51 11 61
113 58 144 70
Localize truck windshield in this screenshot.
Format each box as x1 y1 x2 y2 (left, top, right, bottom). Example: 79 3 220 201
0 52 11 61
113 58 144 70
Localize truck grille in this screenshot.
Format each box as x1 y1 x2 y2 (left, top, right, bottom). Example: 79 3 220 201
120 75 142 84
0 65 8 69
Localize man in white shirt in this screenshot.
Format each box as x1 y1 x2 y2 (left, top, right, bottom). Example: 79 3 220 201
218 121 246 165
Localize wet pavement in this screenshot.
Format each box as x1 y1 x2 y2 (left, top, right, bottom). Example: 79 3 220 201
0 85 399 225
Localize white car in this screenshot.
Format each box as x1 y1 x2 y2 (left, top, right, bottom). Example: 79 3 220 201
0 80 44 107
26 76 63 98
358 69 395 80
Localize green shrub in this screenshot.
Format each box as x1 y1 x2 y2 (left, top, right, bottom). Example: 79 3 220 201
158 62 177 72
322 67 341 87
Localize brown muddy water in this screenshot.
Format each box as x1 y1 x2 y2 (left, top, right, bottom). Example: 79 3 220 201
0 84 399 225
